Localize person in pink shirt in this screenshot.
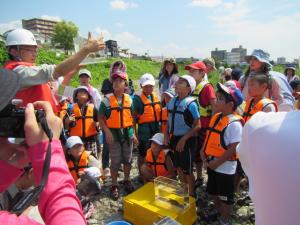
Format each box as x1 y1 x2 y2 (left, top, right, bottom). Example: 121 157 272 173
0 69 86 224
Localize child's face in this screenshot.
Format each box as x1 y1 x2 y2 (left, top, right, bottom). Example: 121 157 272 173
151 141 162 154
79 74 90 86
215 92 233 113
69 144 84 159
142 85 154 96
189 68 204 82
248 78 267 98
175 78 190 96
293 85 300 97
76 90 89 104
112 77 126 92
165 62 175 73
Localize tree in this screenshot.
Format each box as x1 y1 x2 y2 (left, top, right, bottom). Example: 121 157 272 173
52 21 78 55
0 40 8 66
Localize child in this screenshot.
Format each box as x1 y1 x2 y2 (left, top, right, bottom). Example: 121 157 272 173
185 61 216 188
64 86 100 158
134 73 162 179
289 79 300 110
200 83 244 224
243 72 278 123
160 88 176 134
141 133 176 182
98 71 137 200
66 136 102 184
165 75 201 196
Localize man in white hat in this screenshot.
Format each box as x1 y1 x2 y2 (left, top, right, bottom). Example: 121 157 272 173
3 28 105 112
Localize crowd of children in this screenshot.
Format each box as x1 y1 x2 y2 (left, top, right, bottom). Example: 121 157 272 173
3 29 298 224
50 50 300 224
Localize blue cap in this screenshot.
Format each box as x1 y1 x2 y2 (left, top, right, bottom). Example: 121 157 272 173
245 49 272 67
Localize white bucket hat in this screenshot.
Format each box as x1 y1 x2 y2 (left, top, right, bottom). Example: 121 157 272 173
149 133 164 146
139 73 155 87
66 136 83 149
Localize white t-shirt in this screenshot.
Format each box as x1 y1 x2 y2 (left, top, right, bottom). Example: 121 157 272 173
237 111 300 225
213 120 243 175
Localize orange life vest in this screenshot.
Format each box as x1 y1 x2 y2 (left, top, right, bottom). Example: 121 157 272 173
67 151 89 183
160 107 168 134
69 103 98 137
204 113 244 160
243 98 278 122
105 93 134 129
137 93 161 124
145 148 169 177
3 60 58 113
57 102 68 120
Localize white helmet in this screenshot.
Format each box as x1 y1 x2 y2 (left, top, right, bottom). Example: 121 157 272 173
5 28 37 46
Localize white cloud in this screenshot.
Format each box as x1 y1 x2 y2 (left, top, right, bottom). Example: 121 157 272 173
110 0 138 10
114 31 143 51
40 15 62 21
209 0 300 61
95 27 112 40
188 0 222 8
0 20 22 34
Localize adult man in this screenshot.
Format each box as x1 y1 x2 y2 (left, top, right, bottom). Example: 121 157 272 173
78 69 101 109
238 111 300 225
3 28 105 112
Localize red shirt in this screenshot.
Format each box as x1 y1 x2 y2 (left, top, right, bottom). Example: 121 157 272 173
199 84 216 128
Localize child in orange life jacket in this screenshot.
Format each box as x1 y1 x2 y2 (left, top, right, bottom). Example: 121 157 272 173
165 75 201 197
64 86 100 158
161 88 176 134
133 73 162 179
185 61 217 189
98 71 138 200
243 72 278 123
140 133 176 182
66 136 102 185
200 83 244 224
57 96 71 146
290 79 300 110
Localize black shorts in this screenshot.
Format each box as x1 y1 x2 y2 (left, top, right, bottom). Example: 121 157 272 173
138 139 151 157
170 135 196 175
236 159 245 177
195 128 207 162
206 167 235 205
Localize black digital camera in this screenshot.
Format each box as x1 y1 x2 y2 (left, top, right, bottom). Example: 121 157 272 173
0 101 45 138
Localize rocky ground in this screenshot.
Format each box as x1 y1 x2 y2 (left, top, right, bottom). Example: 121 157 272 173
88 149 255 225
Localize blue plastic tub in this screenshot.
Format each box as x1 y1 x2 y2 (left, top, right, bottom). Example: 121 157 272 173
106 221 131 225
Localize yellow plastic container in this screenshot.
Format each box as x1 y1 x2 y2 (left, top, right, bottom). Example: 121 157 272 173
123 182 197 225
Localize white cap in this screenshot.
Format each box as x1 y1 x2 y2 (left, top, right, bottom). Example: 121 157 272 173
5 28 37 46
78 69 92 78
180 75 196 92
84 167 101 178
139 73 155 87
149 133 164 145
66 136 83 149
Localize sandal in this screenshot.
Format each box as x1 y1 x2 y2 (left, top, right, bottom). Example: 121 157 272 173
124 180 135 194
110 185 119 201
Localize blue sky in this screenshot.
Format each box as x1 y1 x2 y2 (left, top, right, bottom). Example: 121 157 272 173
1 0 300 61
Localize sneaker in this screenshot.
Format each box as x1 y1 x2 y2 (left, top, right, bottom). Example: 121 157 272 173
124 180 135 194
110 185 119 201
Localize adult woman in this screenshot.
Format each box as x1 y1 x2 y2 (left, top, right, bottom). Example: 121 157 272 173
284 66 298 83
239 49 294 111
158 58 179 95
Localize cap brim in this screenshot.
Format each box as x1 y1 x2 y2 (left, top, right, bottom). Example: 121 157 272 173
149 138 163 145
0 69 21 111
217 82 231 95
245 55 272 66
141 81 155 87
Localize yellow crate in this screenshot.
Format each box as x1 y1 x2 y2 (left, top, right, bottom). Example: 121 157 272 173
123 182 197 225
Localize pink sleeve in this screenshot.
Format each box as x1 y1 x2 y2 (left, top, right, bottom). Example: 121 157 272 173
0 211 42 225
0 160 22 192
28 140 86 225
